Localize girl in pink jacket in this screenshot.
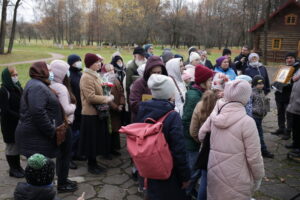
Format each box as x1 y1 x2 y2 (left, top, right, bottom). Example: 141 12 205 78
198 79 265 200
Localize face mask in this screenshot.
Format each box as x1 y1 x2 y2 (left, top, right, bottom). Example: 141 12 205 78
74 61 82 69
251 61 259 67
11 76 18 83
49 71 54 81
67 71 70 77
117 63 123 68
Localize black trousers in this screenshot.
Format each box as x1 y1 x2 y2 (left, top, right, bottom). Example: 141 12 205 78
292 113 300 148
56 128 72 185
276 100 293 132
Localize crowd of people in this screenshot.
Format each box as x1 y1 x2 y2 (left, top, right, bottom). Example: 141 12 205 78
0 43 299 200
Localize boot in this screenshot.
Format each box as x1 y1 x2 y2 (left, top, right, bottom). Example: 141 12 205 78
281 130 291 140
6 155 25 178
271 129 284 136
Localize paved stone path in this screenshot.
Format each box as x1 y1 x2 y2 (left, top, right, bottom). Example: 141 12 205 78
0 67 299 200
0 52 65 67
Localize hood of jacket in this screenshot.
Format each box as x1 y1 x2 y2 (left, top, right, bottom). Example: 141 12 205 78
14 182 57 200
136 99 175 122
143 56 168 81
166 58 184 83
210 99 247 129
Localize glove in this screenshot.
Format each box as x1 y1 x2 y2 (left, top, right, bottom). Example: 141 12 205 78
107 95 114 102
253 179 262 191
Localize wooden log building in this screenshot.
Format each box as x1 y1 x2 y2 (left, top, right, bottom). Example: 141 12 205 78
249 0 300 62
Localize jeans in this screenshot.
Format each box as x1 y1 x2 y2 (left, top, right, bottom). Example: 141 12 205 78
197 170 207 200
71 129 80 157
56 128 72 185
253 117 267 152
186 151 201 195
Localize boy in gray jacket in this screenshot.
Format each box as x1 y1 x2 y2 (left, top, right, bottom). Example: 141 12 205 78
252 75 274 158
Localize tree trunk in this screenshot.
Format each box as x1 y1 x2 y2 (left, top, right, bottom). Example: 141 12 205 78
7 0 21 54
0 0 9 54
263 0 271 65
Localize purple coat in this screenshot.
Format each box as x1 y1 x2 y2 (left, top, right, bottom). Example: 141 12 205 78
129 56 168 122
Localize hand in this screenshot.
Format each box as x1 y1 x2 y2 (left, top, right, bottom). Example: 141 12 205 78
118 105 123 111
77 192 85 200
253 179 262 191
181 181 191 189
241 57 246 63
107 95 114 102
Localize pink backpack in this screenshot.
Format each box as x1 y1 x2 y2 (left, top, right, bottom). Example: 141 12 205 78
119 111 174 180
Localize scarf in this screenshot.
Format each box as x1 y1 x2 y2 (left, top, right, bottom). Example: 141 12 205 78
29 62 50 85
1 67 22 91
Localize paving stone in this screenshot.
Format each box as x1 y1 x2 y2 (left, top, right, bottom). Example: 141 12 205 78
97 184 126 199
74 183 96 199
127 194 143 200
128 186 138 195
121 179 136 189
106 167 121 176
102 174 129 185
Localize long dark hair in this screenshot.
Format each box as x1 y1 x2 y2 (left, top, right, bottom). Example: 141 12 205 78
63 75 77 104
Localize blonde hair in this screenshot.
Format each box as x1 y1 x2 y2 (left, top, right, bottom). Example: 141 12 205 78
198 90 218 126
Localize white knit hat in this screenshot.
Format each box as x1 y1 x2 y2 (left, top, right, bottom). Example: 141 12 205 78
189 52 200 63
248 53 259 62
147 74 176 100
50 60 69 83
224 79 252 105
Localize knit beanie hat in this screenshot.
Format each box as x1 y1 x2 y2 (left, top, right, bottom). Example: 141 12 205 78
174 54 184 60
84 53 101 68
212 72 229 90
216 56 228 67
161 51 174 64
25 154 55 186
49 60 70 83
252 75 264 87
133 47 146 56
236 75 252 83
248 53 259 62
224 79 252 105
188 47 197 55
147 74 176 100
189 52 201 63
222 48 231 56
182 71 192 81
67 54 81 66
144 44 153 52
285 52 297 59
194 64 214 85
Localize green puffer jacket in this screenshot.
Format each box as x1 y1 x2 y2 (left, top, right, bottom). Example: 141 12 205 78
182 86 203 151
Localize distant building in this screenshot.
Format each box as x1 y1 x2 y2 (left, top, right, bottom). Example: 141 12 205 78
249 0 300 62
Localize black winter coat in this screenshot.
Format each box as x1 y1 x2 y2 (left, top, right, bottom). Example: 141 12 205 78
14 182 60 200
0 86 22 143
234 53 249 74
136 99 191 200
69 67 82 130
15 79 63 158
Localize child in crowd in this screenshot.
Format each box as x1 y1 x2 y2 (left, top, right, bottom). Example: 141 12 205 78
14 153 85 200
236 75 253 117
252 75 274 158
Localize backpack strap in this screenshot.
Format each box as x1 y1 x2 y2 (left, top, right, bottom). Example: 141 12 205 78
217 101 243 115
157 110 175 123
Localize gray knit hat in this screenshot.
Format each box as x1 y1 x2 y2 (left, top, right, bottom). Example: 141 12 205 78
147 74 176 100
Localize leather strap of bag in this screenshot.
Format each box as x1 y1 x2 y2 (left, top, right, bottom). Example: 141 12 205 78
170 76 184 103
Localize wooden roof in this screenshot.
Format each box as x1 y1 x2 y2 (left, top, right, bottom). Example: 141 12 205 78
249 0 300 32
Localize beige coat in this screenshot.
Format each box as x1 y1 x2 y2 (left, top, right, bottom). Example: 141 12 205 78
190 101 205 142
80 69 110 115
198 99 265 200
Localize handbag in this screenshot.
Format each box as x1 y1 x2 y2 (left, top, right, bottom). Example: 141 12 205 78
94 104 110 119
194 132 210 170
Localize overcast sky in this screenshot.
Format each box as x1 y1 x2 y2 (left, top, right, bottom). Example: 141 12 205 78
9 0 200 23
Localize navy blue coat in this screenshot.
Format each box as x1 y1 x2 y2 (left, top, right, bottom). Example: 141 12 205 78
69 67 82 130
15 79 63 158
136 99 191 200
244 63 270 95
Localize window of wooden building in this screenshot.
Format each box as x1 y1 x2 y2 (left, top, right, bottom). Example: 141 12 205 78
272 39 282 50
285 14 297 25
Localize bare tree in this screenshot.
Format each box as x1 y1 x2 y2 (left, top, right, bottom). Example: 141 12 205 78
7 0 21 53
0 0 9 54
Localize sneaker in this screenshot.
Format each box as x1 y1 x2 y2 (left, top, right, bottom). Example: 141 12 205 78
57 182 78 193
262 151 274 158
66 179 77 187
9 168 25 178
271 129 284 136
88 165 106 175
69 161 78 170
285 143 297 149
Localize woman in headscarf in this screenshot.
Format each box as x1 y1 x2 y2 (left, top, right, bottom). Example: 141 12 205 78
0 66 24 178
